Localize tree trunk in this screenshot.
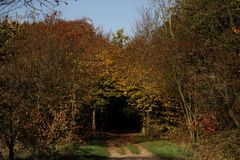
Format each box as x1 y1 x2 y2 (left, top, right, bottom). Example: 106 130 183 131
229 96 240 128
0 151 4 160
229 108 240 128
8 106 14 160
8 136 14 160
177 80 197 143
141 115 147 136
168 11 174 39
92 110 96 132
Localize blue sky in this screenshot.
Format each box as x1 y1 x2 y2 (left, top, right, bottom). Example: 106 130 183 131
56 0 149 36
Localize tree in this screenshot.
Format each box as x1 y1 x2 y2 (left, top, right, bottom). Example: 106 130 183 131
134 0 240 146
0 0 68 17
111 29 129 48
0 21 20 64
0 17 111 159
0 20 22 160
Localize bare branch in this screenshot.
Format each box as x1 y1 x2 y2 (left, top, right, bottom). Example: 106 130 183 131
0 0 67 17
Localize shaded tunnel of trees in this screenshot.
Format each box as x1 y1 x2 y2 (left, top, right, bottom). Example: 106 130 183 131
96 96 142 133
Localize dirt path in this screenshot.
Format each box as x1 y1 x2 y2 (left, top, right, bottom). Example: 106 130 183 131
107 133 160 160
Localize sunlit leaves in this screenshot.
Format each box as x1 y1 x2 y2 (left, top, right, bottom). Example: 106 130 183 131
112 29 129 48
0 21 21 62
232 26 240 34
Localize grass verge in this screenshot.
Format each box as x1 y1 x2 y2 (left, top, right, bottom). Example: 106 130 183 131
140 140 192 160
15 142 108 160
116 146 126 155
57 142 109 160
127 144 139 154
75 145 108 159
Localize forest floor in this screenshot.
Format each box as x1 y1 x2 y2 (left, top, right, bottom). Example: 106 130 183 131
105 133 192 160
9 132 191 160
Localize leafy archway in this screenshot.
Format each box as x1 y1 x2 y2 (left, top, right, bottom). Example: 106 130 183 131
91 80 142 133
98 96 142 133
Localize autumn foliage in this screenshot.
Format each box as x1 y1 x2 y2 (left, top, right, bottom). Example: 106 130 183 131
1 0 240 159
